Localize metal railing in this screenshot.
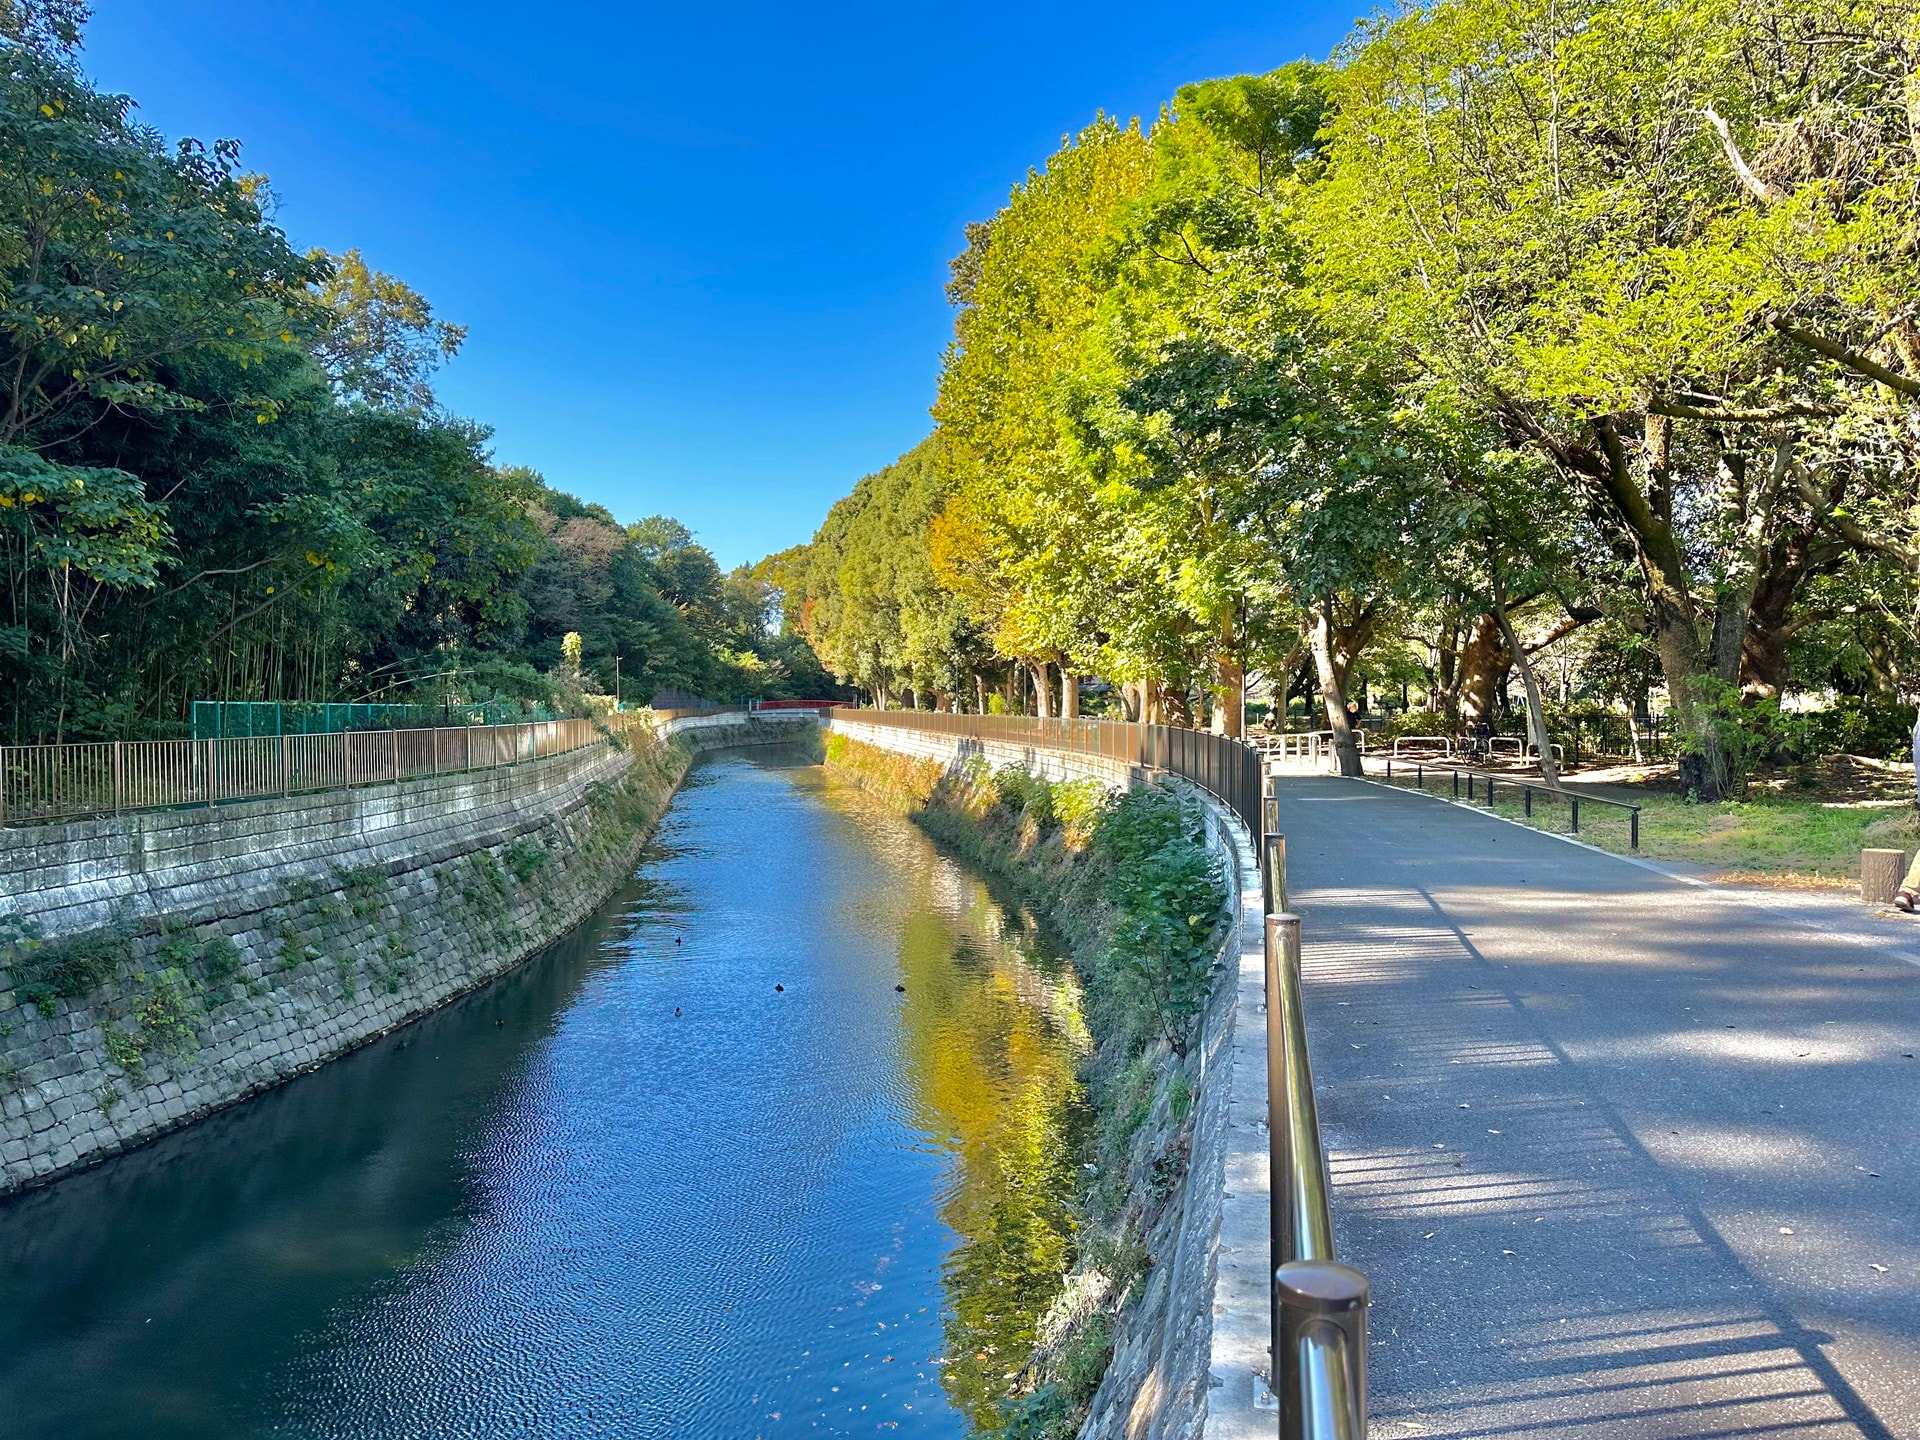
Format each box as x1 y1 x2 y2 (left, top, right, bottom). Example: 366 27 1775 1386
0 718 615 827
1370 755 1642 850
836 709 1265 840
1253 730 1369 766
1262 781 1369 1440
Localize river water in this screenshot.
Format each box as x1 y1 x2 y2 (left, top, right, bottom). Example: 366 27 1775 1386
0 752 1085 1439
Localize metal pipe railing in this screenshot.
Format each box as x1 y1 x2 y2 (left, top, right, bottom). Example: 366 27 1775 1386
1264 781 1369 1440
0 716 629 827
1372 755 1642 850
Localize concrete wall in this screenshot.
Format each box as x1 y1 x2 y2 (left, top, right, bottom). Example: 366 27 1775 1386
0 715 813 1196
822 715 1273 1440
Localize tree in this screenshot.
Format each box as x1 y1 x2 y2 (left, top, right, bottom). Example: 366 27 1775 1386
311 248 466 411
1311 0 1920 794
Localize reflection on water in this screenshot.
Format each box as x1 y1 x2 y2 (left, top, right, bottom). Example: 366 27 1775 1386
0 752 1082 1438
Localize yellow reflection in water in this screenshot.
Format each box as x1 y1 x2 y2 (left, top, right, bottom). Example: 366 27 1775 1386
827 777 1090 1432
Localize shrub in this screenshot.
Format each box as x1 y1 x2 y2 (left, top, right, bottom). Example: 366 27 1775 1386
1781 695 1916 763
993 765 1055 827
338 865 392 917
104 1027 145 1079
1090 786 1225 1057
503 837 549 882
1052 779 1111 849
136 968 199 1055
0 915 131 1018
197 935 242 987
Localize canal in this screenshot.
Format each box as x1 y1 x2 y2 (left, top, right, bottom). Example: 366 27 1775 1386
0 751 1086 1439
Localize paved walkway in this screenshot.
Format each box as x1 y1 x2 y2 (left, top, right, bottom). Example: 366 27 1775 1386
1277 776 1919 1440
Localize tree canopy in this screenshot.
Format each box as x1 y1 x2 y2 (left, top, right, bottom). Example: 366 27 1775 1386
0 10 834 742
781 0 1920 796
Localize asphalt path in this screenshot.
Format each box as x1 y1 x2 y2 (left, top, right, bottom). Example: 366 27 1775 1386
1277 775 1920 1440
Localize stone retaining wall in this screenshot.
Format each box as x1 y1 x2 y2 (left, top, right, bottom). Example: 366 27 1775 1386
0 715 813 1196
822 715 1272 1440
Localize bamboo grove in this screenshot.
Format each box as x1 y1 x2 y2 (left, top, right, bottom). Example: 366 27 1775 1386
0 6 832 745
776 0 1920 798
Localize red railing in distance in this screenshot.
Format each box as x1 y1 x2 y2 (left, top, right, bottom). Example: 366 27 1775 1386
750 698 853 710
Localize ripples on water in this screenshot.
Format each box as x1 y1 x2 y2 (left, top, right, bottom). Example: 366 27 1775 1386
0 752 1084 1438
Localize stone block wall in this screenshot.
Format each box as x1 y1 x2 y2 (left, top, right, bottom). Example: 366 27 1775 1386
0 715 813 1196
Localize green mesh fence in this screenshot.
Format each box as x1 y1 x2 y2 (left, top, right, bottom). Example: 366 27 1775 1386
190 700 556 739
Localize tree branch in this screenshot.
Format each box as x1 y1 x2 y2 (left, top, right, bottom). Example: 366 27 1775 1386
1791 468 1920 567
1703 104 1787 204
1772 318 1920 397
1648 397 1845 421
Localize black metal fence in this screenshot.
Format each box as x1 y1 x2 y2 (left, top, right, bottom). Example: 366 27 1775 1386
837 710 1265 840
1369 755 1643 850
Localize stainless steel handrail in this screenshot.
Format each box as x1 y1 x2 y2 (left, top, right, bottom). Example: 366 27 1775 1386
1264 778 1369 1440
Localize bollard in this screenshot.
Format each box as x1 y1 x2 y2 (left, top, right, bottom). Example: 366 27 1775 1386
1275 1259 1369 1440
1862 848 1907 905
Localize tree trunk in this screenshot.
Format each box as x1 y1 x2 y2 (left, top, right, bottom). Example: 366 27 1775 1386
1458 614 1508 732
1593 416 1727 797
1157 681 1194 729
975 673 987 714
1029 661 1051 719
1434 618 1462 726
1211 605 1244 738
1310 598 1364 777
1061 668 1079 718
1489 556 1561 786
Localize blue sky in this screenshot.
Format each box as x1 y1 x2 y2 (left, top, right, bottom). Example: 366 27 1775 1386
85 1 1357 569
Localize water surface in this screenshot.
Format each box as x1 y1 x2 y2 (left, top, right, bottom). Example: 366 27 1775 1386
0 752 1082 1438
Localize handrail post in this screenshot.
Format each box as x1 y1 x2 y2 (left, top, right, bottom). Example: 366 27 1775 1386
1264 833 1287 916
1276 1260 1370 1440
1571 796 1580 834
112 740 123 815
1631 807 1639 850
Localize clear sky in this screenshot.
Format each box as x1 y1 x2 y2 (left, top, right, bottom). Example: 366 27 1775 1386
83 1 1357 569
